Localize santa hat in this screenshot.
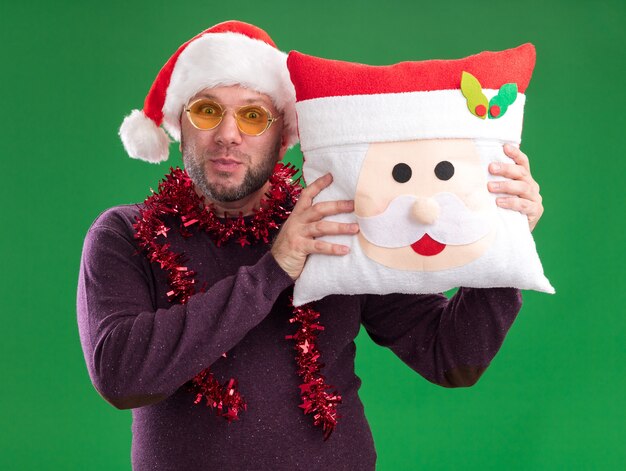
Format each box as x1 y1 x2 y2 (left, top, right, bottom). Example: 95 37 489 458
287 43 535 152
120 20 297 163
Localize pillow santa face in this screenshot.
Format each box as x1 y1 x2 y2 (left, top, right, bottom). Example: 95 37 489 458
355 138 497 271
287 44 554 306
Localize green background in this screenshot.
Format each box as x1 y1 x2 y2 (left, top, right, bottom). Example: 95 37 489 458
2 0 624 469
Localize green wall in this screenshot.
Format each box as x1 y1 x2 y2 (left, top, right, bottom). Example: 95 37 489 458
1 0 624 469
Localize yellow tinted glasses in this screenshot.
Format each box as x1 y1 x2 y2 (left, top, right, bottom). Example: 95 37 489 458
184 99 279 136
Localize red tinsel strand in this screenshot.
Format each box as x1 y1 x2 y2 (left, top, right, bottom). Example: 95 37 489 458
131 164 304 423
191 370 247 422
287 300 342 440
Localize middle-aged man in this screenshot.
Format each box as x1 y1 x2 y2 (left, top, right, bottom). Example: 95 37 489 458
78 21 544 470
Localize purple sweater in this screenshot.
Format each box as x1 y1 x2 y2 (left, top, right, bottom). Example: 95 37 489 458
77 204 522 470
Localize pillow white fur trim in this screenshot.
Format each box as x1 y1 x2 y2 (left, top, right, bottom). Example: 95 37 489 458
162 32 298 148
119 109 171 163
295 90 526 152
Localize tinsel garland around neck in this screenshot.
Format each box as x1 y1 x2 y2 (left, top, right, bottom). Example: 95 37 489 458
132 164 341 439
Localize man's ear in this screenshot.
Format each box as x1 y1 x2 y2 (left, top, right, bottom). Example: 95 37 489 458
179 115 183 153
277 131 289 161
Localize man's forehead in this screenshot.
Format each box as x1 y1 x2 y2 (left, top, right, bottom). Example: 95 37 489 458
189 85 277 109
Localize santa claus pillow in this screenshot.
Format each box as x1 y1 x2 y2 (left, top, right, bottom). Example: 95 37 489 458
286 44 554 306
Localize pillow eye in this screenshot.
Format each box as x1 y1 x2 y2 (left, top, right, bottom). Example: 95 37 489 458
434 161 454 180
392 163 412 183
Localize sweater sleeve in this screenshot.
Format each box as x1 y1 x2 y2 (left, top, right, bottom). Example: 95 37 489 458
76 208 294 410
361 287 523 388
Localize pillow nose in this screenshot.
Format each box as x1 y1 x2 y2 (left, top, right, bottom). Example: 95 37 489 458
412 197 440 225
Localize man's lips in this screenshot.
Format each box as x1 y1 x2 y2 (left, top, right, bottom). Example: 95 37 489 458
210 158 242 171
410 234 446 256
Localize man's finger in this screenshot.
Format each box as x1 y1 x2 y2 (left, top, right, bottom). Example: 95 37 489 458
305 220 359 238
305 239 351 256
304 200 354 222
496 196 536 215
298 173 333 207
488 180 535 199
488 162 529 181
503 144 530 171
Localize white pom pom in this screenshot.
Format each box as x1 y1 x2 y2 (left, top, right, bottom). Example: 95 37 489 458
119 110 171 163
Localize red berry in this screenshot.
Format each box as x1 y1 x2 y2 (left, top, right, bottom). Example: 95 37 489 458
475 104 486 117
490 105 501 117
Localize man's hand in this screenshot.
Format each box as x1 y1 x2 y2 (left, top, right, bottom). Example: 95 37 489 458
271 173 359 280
488 144 544 232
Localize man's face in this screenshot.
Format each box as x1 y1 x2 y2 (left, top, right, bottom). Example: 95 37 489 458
354 139 496 271
180 85 287 203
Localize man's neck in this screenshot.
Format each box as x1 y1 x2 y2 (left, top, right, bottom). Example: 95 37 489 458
204 181 272 217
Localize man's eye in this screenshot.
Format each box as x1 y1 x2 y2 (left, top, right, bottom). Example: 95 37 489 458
241 108 264 121
200 106 218 115
392 163 412 183
434 161 454 180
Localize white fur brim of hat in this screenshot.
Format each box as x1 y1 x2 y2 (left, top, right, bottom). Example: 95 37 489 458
120 31 297 163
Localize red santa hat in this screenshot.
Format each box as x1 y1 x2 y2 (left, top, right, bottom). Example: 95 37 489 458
120 20 297 163
287 44 535 152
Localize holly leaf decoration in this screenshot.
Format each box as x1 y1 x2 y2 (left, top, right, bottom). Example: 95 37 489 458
461 71 489 119
488 83 518 119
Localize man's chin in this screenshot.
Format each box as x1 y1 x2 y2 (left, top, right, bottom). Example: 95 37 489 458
203 183 247 203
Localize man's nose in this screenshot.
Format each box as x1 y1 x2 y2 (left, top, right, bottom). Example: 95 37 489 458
412 197 440 225
214 112 243 146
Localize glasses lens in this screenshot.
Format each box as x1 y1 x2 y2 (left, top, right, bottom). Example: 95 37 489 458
236 105 270 135
187 100 223 130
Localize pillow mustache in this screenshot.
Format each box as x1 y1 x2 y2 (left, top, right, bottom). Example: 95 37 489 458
356 192 493 248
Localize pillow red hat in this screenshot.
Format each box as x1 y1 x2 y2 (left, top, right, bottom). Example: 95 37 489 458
119 20 297 163
288 43 535 152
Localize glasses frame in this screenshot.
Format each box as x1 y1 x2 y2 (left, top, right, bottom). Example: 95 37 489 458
183 99 280 136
